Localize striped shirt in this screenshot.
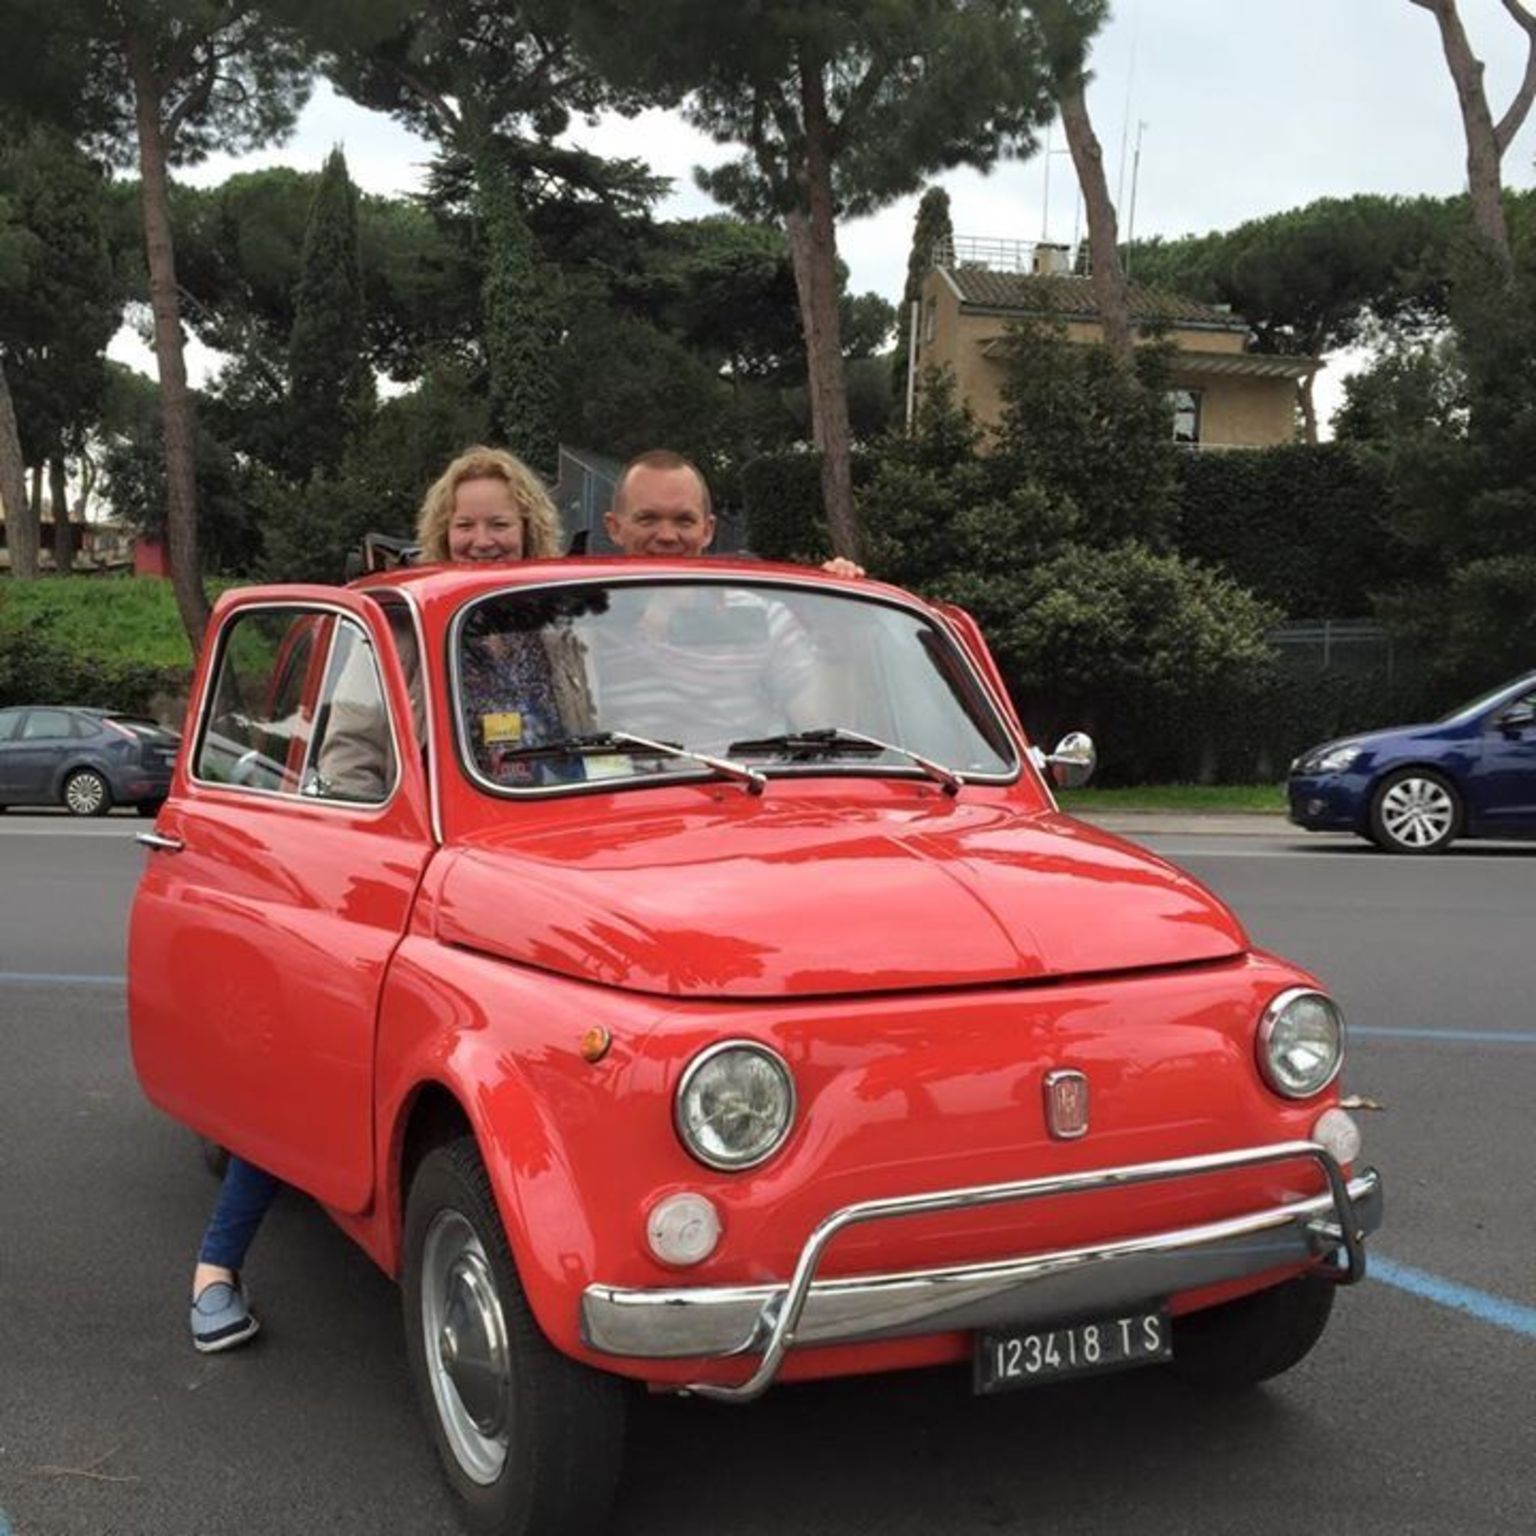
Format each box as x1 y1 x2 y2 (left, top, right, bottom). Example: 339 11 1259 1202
586 587 817 752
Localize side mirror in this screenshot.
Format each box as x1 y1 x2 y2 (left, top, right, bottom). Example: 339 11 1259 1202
1045 731 1097 789
1497 704 1536 734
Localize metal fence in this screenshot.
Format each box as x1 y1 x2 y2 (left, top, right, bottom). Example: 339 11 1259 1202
551 445 746 555
1266 620 1394 683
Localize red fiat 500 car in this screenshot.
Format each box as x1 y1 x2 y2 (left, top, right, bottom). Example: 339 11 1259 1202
129 561 1382 1536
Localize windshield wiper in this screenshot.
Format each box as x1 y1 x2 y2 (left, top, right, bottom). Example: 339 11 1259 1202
497 730 766 795
727 727 964 796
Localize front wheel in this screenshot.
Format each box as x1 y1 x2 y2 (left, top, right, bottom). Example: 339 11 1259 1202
1369 767 1461 853
1172 1273 1336 1389
402 1138 626 1536
63 768 112 817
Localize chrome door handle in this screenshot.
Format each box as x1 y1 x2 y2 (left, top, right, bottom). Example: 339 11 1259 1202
136 832 185 853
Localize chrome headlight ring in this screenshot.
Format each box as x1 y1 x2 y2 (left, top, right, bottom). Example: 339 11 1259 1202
675 1040 797 1172
1258 987 1346 1099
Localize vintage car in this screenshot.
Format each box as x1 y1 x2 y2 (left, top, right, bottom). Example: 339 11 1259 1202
128 560 1382 1536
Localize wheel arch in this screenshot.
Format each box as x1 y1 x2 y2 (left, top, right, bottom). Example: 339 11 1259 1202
50 757 112 802
374 964 612 1363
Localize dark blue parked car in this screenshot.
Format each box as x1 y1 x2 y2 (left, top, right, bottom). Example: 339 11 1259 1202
1288 671 1536 853
0 706 178 816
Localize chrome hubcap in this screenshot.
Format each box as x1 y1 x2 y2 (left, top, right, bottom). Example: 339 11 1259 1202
421 1211 511 1484
66 774 105 814
1381 777 1454 847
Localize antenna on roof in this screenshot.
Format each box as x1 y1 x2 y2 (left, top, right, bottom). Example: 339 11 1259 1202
1125 120 1148 278
1115 0 1143 214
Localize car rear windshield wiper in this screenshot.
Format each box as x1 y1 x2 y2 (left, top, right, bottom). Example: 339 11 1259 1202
497 730 766 794
727 727 963 796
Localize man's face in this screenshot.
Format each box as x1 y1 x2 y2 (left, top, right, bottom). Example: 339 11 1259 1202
605 465 715 557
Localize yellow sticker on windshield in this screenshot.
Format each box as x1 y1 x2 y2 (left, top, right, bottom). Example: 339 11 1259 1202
481 711 524 744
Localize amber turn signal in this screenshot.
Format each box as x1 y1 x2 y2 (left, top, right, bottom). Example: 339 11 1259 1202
580 1026 612 1063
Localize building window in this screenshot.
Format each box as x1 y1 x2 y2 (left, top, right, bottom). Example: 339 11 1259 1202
1170 388 1202 444
922 297 937 345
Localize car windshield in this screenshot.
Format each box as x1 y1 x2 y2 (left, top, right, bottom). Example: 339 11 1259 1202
452 578 1017 793
1438 672 1536 725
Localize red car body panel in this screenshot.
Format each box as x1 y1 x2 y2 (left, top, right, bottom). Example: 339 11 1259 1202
129 561 1362 1394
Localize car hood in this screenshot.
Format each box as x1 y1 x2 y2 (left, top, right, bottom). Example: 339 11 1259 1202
1295 721 1455 767
434 798 1248 999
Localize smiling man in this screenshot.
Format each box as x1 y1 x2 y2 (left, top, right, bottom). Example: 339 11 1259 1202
603 449 717 557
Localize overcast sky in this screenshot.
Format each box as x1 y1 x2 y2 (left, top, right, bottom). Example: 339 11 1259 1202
129 0 1536 428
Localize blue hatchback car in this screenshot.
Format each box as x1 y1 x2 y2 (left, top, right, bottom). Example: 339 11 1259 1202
1288 671 1536 852
0 705 178 816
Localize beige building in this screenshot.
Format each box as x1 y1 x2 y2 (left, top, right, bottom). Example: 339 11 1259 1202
914 242 1317 449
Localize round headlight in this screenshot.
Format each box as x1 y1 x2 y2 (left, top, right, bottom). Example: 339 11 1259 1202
1258 988 1345 1098
676 1041 796 1171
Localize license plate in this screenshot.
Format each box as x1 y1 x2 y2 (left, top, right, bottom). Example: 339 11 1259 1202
975 1308 1171 1394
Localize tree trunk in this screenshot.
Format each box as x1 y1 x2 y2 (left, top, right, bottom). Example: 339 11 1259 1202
1298 373 1318 446
125 31 210 653
788 54 860 563
1410 0 1512 260
0 361 37 578
1056 71 1134 365
50 457 74 573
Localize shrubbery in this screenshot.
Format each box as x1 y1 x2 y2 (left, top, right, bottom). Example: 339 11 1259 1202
1173 442 1404 619
0 613 180 715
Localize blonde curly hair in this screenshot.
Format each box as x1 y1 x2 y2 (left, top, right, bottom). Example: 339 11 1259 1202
416 446 563 563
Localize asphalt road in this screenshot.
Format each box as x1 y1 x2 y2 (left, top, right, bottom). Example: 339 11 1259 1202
1 813 1532 1536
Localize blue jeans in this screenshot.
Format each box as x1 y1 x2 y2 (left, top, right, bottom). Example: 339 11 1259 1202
197 1155 281 1271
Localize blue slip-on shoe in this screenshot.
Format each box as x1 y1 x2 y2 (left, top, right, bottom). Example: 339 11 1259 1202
190 1279 260 1353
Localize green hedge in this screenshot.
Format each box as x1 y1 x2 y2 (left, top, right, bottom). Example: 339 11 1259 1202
0 614 183 716
1172 443 1407 620
740 448 879 562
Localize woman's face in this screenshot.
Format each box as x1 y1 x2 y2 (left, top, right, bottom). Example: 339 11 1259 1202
448 477 525 562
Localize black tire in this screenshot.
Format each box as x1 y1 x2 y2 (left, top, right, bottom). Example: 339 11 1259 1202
402 1137 626 1536
63 768 112 817
1172 1273 1336 1389
199 1136 230 1180
1368 767 1461 854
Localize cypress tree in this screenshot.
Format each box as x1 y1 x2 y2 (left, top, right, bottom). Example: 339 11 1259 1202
287 147 371 479
893 187 954 399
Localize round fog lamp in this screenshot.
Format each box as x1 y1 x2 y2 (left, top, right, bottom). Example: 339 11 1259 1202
646 1193 722 1267
1311 1107 1363 1166
1258 988 1345 1098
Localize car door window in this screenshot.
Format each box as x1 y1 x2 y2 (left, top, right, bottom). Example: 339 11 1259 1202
20 709 77 740
0 709 22 743
195 610 332 793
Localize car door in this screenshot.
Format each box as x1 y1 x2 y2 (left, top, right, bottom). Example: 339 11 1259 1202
1470 687 1536 831
0 707 25 796
7 708 82 801
128 588 434 1213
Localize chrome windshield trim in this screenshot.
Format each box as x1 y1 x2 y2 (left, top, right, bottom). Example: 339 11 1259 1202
445 573 1021 799
579 1143 1377 1403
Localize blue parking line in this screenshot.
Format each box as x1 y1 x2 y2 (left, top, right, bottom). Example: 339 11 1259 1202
1352 1025 1536 1045
1371 1255 1536 1340
0 971 124 988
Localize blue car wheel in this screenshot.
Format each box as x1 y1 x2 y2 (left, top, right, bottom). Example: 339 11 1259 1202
1368 767 1461 854
63 768 112 817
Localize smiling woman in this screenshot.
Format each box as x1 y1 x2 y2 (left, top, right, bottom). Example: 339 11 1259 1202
416 447 563 566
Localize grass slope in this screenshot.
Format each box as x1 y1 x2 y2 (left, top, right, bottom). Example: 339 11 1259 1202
0 575 239 669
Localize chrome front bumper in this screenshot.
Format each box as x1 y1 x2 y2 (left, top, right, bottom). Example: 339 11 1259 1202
581 1141 1383 1403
